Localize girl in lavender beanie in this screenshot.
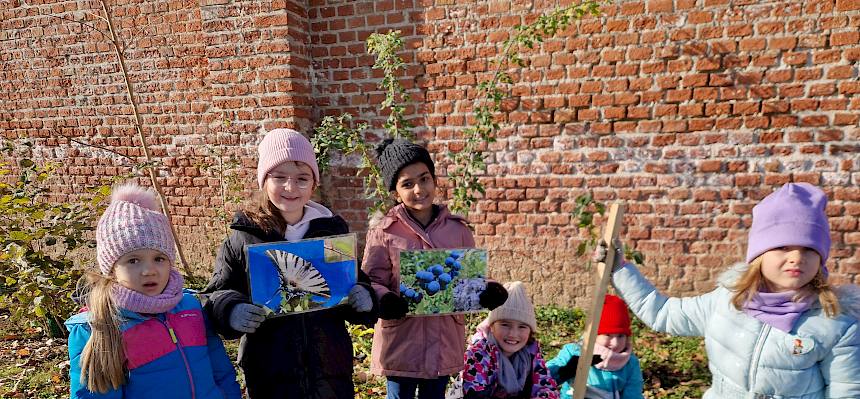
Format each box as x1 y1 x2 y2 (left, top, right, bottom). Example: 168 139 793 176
65 183 240 398
607 183 860 398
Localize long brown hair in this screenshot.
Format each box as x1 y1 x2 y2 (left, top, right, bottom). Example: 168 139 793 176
79 272 127 392
730 256 841 317
242 190 287 235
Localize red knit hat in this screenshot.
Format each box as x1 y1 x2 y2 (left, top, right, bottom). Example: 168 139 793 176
597 295 632 336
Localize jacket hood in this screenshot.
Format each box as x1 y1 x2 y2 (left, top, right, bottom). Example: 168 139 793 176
717 262 860 320
287 200 333 228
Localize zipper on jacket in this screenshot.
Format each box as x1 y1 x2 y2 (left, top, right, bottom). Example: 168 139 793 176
300 314 310 394
746 324 771 393
161 318 196 399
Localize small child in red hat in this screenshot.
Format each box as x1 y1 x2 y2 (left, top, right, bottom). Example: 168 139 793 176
546 294 644 399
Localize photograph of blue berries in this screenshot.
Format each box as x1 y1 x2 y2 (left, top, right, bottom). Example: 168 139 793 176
398 248 488 316
246 234 357 315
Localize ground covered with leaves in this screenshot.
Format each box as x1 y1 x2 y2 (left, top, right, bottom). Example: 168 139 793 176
0 306 709 398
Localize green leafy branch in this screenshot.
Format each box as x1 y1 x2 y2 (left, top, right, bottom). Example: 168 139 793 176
448 2 603 215
0 141 115 337
366 31 414 141
571 193 645 267
313 30 413 215
313 114 390 215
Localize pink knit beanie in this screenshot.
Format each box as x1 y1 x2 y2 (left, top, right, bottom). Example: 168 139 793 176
256 128 320 189
96 183 176 275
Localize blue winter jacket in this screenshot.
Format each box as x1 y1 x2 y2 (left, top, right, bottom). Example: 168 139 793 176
612 263 860 399
546 343 643 399
65 292 241 399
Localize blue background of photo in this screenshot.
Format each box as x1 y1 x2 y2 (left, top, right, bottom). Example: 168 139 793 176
246 238 356 314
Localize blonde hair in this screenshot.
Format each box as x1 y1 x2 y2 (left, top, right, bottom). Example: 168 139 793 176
79 272 127 392
730 256 841 317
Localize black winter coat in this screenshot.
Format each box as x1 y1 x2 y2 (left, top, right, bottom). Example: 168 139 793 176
201 212 378 399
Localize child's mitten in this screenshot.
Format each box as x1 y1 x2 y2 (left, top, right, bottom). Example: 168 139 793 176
348 284 374 312
555 354 603 383
379 292 408 320
228 303 267 333
478 281 508 310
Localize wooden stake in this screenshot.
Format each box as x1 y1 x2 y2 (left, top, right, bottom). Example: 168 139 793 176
571 203 625 399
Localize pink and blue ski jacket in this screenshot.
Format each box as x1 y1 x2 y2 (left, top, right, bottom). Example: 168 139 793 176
66 292 241 399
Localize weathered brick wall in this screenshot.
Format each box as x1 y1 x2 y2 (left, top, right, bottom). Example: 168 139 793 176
3 0 859 307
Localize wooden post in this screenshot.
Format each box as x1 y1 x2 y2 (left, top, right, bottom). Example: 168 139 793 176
571 203 625 399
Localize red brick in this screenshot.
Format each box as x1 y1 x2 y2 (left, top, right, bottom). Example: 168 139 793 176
839 82 860 95
647 0 674 12
696 58 721 71
831 31 860 45
727 24 753 37
699 160 722 172
836 0 860 10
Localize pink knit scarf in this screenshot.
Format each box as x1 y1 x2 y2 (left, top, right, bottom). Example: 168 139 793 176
111 269 184 314
592 341 632 371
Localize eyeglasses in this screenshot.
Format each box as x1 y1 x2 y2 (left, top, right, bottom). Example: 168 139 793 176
267 174 313 189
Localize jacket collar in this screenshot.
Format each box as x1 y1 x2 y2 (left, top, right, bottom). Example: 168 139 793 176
384 203 465 247
229 209 343 241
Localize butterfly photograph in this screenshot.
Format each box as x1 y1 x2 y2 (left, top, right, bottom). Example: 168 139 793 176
246 234 357 315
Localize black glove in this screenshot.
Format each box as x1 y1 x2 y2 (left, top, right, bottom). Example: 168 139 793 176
555 354 603 383
379 292 408 320
478 281 508 310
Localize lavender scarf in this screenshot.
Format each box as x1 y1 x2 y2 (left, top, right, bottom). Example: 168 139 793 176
111 269 185 314
742 290 813 333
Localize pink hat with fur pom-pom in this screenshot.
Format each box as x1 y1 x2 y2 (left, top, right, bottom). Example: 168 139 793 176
96 183 175 275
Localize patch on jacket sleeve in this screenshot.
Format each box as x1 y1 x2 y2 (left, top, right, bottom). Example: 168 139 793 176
785 335 815 356
168 310 207 347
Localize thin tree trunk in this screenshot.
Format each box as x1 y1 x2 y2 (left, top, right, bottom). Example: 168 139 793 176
99 0 193 277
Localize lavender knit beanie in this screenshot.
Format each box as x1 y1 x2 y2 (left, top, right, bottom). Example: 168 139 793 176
96 183 176 275
746 183 831 271
256 128 320 189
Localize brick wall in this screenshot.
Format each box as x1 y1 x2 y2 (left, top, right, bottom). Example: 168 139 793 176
3 0 859 307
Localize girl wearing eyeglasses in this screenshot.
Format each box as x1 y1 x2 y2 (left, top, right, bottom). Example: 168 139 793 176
200 128 378 399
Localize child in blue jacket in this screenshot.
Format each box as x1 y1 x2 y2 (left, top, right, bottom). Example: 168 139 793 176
65 183 240 398
547 295 643 399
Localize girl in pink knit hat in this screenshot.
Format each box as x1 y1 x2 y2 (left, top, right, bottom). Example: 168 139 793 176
603 183 860 398
65 183 240 399
200 128 377 399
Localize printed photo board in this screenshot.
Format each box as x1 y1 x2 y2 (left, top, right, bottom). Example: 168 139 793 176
398 248 489 316
247 234 357 315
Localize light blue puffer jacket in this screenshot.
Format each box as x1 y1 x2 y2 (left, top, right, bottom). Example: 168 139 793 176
612 263 860 399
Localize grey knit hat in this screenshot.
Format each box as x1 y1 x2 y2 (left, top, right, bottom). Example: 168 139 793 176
375 138 435 191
